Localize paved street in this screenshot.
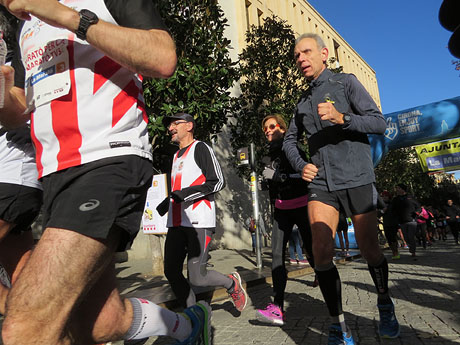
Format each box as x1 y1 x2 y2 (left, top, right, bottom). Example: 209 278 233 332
1 239 459 344
120 239 460 345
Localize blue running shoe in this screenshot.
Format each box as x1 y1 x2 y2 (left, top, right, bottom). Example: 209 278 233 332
378 302 400 338
328 324 355 345
174 301 211 345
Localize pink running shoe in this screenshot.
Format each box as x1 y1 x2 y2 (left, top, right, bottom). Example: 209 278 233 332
255 303 284 325
298 259 309 265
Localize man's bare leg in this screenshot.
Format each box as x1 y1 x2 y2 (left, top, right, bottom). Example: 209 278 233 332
0 219 12 315
2 226 198 345
2 227 119 345
308 201 338 265
352 211 382 265
0 220 34 315
68 259 134 343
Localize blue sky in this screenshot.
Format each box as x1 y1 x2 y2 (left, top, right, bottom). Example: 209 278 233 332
306 0 459 115
306 0 460 179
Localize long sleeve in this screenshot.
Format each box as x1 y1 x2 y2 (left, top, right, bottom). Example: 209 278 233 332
342 74 386 135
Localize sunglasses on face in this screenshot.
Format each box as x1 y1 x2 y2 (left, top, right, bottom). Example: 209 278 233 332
263 123 280 132
168 120 187 128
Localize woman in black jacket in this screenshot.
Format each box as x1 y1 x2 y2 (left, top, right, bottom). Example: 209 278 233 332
255 114 316 326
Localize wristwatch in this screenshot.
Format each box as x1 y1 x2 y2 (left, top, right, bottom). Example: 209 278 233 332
76 9 99 41
342 113 352 126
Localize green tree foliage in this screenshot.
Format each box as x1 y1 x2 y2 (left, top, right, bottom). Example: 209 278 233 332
375 147 460 206
144 0 239 170
229 16 307 174
375 147 435 201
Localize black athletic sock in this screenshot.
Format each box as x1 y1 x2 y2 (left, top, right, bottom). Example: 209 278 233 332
368 256 391 304
315 263 342 316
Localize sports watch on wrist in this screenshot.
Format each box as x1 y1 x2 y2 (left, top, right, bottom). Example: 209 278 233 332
76 9 99 41
342 113 352 126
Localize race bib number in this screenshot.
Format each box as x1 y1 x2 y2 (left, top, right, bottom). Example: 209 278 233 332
23 37 71 110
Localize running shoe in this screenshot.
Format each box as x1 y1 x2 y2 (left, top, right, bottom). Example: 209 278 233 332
255 303 284 325
298 259 309 265
289 259 297 264
327 324 355 345
174 301 211 345
377 301 400 338
227 272 248 312
0 263 11 288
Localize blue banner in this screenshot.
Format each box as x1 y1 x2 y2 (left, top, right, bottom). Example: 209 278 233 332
370 96 460 166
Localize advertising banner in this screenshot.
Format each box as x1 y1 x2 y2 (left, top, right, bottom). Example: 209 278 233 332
415 138 460 172
369 96 460 166
142 174 168 234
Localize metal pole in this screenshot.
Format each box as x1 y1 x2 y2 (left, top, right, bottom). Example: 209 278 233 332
250 143 262 269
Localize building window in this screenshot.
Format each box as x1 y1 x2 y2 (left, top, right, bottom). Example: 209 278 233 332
333 40 340 62
245 0 251 30
257 8 263 27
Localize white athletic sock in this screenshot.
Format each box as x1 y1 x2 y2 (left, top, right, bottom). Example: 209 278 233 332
124 298 192 341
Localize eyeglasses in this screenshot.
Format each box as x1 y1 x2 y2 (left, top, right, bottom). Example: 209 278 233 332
168 120 187 128
263 123 280 132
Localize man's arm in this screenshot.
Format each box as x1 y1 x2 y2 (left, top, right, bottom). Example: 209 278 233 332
171 142 225 203
282 116 318 182
1 0 177 78
317 74 386 135
342 74 386 134
0 65 28 128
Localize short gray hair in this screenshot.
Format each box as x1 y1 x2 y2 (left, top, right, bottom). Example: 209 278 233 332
295 33 326 49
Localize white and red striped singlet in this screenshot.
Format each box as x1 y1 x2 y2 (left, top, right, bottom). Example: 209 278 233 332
167 141 219 228
19 0 151 178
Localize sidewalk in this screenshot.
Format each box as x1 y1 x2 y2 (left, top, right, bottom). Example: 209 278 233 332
3 239 459 345
116 248 359 309
115 239 460 345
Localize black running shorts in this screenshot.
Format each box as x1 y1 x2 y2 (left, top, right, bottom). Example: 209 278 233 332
308 183 378 217
0 183 43 233
40 155 153 251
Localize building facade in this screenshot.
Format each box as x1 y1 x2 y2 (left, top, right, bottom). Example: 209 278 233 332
219 0 381 108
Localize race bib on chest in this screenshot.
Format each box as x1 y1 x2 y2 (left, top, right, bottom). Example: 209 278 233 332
21 20 71 110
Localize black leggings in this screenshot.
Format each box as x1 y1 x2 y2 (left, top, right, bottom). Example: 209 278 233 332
271 206 314 310
448 221 459 242
164 226 233 308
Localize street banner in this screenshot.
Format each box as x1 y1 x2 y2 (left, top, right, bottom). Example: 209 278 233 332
369 96 460 166
142 173 168 234
415 138 460 172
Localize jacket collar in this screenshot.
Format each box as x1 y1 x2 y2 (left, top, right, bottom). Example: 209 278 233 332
308 68 333 88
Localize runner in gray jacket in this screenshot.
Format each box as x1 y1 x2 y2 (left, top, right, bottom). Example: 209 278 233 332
282 32 399 344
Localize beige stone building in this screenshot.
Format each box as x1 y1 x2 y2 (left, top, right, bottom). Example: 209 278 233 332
219 0 381 108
